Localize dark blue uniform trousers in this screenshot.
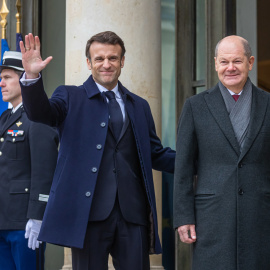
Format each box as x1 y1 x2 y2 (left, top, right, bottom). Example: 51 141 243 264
0 230 37 270
72 200 150 270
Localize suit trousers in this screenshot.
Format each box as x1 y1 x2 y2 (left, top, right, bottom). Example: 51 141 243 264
72 199 150 270
0 230 39 270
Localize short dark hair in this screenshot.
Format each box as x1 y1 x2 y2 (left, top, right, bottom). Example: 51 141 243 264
0 68 23 78
85 31 126 61
15 70 23 78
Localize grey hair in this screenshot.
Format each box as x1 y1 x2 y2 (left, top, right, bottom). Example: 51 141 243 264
215 36 252 59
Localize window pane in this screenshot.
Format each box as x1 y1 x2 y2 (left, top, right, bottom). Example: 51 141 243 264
162 0 175 149
196 86 206 94
196 0 206 81
161 1 175 270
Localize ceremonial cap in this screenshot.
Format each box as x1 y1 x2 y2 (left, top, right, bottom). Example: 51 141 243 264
0 51 24 72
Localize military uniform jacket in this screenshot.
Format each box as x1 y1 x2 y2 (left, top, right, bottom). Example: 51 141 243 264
0 105 58 230
20 75 175 253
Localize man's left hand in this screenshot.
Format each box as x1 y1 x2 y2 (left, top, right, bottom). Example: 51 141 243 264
25 219 42 250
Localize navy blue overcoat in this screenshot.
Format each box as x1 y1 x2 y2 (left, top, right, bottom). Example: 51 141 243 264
21 75 175 253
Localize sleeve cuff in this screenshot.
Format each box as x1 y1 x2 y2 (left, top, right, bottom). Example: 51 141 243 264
20 72 41 86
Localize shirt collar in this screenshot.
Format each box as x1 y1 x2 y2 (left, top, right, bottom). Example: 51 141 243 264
12 102 23 113
95 82 121 99
227 88 243 96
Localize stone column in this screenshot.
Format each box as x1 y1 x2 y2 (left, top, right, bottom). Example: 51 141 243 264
62 248 72 270
63 0 163 269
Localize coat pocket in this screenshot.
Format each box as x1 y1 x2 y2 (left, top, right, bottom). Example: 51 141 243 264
8 180 30 221
6 134 26 159
195 191 215 197
195 193 216 210
9 179 30 194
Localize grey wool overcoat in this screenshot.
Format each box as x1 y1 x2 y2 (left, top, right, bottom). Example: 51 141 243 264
174 83 270 270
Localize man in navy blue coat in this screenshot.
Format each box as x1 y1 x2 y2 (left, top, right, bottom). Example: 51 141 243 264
19 31 175 270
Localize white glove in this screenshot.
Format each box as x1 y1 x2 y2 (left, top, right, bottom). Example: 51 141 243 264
25 219 42 250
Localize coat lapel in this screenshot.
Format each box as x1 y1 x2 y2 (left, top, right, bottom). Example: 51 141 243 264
0 110 11 135
110 112 129 143
0 107 23 136
239 86 268 161
118 114 129 141
204 85 240 156
117 84 134 143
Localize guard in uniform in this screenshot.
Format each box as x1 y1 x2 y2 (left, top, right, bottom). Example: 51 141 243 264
0 51 58 270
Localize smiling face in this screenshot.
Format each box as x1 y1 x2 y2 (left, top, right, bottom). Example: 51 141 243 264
214 37 254 93
0 69 22 107
86 42 125 90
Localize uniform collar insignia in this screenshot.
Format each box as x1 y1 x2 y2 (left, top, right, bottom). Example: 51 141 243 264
16 121 22 127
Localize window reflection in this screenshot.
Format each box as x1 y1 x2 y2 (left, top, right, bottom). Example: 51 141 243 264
161 1 175 270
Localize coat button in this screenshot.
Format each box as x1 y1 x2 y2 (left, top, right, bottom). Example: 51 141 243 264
85 191 91 197
238 163 243 168
113 168 116 173
25 188 28 192
91 167 97 173
12 138 16 142
100 122 106 128
0 138 4 142
96 144 102 150
238 188 244 195
0 151 2 156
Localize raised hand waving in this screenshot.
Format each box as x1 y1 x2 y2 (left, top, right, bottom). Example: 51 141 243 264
19 33 53 79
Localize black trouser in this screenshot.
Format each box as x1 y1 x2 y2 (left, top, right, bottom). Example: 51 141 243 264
72 200 150 270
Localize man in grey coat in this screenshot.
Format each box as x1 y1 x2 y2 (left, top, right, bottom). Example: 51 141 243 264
174 35 270 269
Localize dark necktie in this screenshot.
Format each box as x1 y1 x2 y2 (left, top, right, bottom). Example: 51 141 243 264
232 94 240 102
104 91 123 139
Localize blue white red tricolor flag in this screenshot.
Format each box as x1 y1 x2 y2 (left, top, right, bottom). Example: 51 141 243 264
0 38 10 115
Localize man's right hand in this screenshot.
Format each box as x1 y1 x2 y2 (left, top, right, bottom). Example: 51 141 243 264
177 224 196 244
19 33 53 79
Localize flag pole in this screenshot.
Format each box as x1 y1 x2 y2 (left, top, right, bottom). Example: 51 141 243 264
15 0 23 52
16 0 21 34
0 0 9 39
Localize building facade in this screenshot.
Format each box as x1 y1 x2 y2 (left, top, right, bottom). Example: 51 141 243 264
0 0 269 269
